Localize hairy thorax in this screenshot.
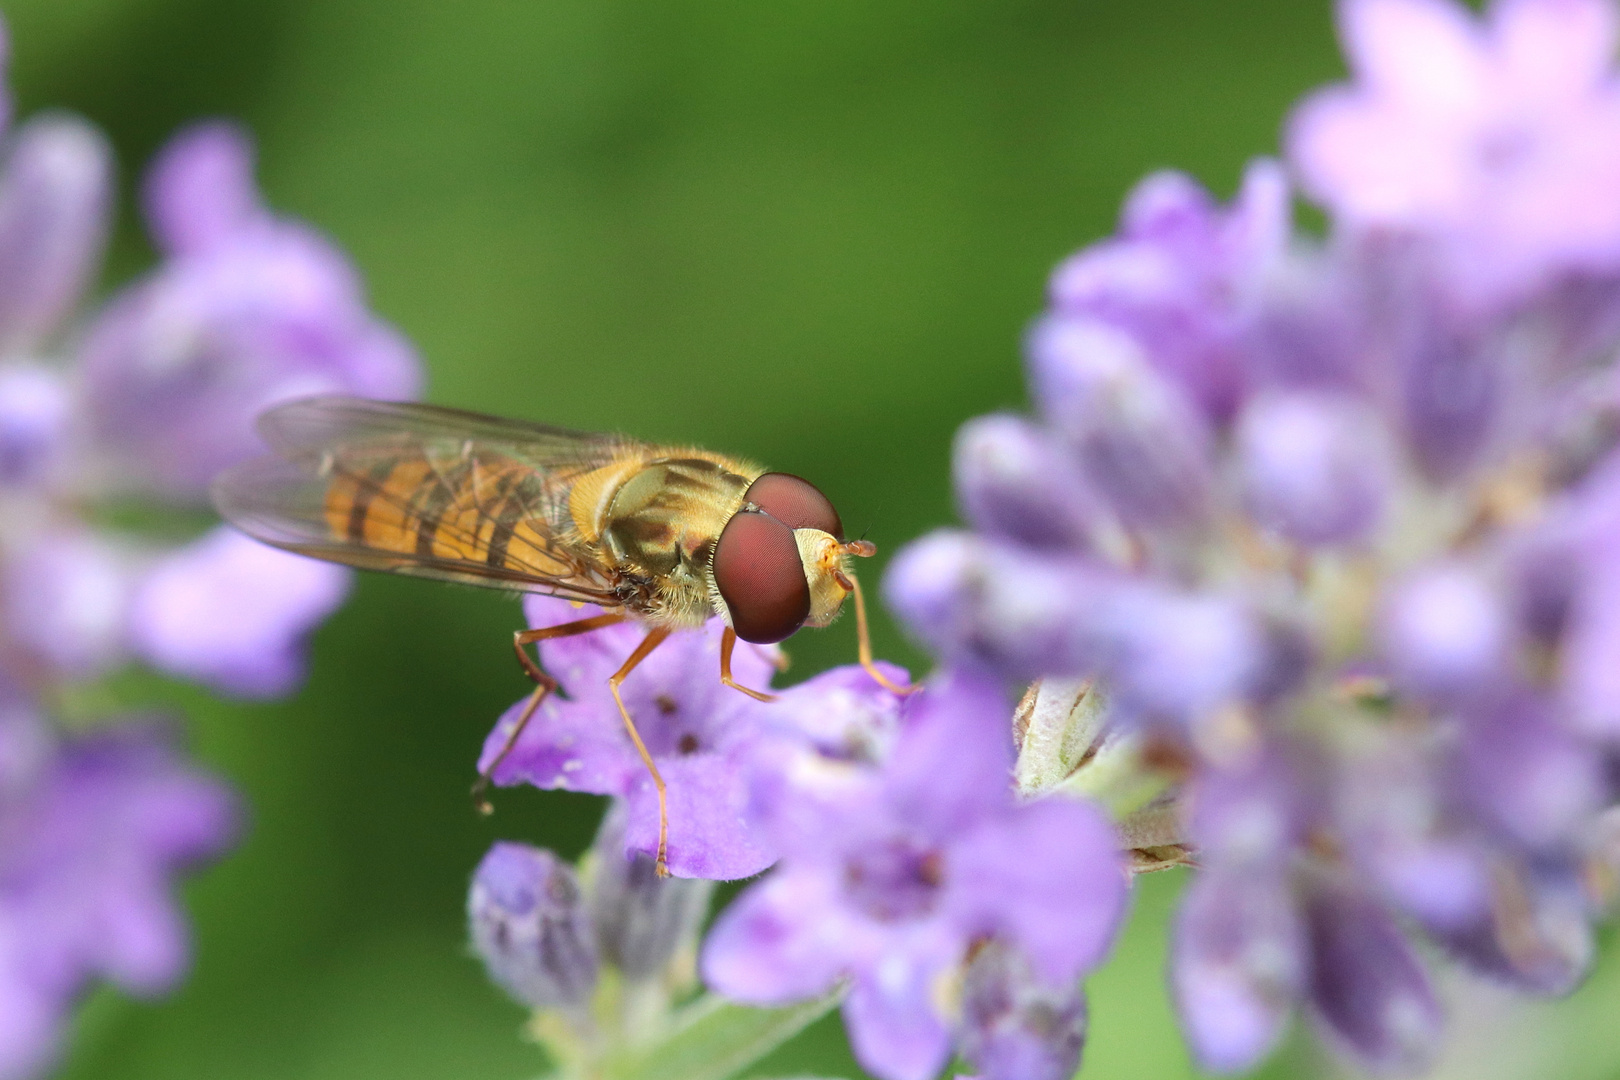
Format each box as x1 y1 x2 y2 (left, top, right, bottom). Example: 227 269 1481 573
573 452 760 627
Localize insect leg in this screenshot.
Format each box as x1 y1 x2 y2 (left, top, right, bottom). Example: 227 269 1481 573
472 612 629 813
608 627 674 876
832 568 915 696
720 627 779 703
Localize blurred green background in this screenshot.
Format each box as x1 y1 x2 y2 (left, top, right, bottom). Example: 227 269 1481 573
11 1 1613 1078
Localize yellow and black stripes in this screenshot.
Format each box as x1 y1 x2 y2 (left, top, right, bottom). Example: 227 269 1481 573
321 449 592 585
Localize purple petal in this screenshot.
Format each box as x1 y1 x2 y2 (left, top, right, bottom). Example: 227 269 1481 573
1341 0 1488 110
956 942 1087 1080
479 691 632 794
97 879 190 993
1047 162 1286 423
0 114 111 353
767 661 908 764
1303 876 1442 1074
622 748 776 880
881 669 1015 837
1171 869 1305 1075
844 961 956 1080
0 363 70 488
1495 0 1619 102
1456 690 1603 850
81 218 422 496
1435 862 1593 995
1397 317 1502 480
1235 390 1393 545
1561 525 1620 737
1186 748 1309 870
128 526 351 698
700 867 858 1004
142 121 265 257
1097 584 1264 723
0 986 56 1080
948 797 1128 985
1 529 132 679
1333 733 1492 932
882 530 1117 680
1379 561 1511 701
0 721 237 1079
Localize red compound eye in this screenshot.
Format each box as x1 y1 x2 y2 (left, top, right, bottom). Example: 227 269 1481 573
713 510 810 643
744 473 843 539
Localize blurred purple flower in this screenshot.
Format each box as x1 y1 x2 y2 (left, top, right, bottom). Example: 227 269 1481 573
1172 748 1447 1074
0 16 420 1076
0 365 69 488
0 720 237 1080
1047 160 1288 420
81 121 420 498
955 941 1089 1080
702 670 1127 1080
1291 0 1620 303
128 526 351 699
878 3 1620 1074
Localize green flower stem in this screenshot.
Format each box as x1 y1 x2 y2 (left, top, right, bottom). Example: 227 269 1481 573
597 989 845 1080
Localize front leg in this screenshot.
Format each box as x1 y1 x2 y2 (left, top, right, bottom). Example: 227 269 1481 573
472 611 629 813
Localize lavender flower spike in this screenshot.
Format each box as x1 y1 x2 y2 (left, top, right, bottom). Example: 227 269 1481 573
702 670 1127 1080
81 120 421 497
0 722 238 1080
469 842 599 1011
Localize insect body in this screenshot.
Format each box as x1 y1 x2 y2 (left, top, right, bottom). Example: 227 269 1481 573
213 395 904 873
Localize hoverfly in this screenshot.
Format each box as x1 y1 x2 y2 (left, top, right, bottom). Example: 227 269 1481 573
213 396 907 874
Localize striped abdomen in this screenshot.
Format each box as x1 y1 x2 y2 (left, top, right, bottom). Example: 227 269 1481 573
320 450 585 582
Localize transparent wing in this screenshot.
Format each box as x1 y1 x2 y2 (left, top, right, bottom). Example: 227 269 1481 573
254 395 627 466
212 396 643 603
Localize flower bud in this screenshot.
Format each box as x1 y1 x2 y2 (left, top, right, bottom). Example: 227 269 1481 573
956 941 1087 1080
953 413 1113 552
0 364 69 488
0 115 112 354
1236 390 1392 545
1026 315 1212 530
1379 561 1511 701
1302 875 1441 1075
1011 678 1111 799
882 530 1114 681
1171 868 1305 1074
1437 863 1593 996
468 842 597 1009
587 802 713 980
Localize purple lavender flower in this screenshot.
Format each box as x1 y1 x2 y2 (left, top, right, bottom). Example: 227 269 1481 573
701 670 1127 1080
468 841 599 1011
1290 0 1620 304
0 718 237 1080
0 15 419 1075
81 121 420 499
955 941 1088 1080
127 527 351 698
479 595 783 881
878 2 1620 1073
1046 160 1288 421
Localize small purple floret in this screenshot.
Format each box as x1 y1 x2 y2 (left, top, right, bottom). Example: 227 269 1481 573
702 670 1126 1080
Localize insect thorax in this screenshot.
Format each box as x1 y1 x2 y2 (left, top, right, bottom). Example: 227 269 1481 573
599 455 756 625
